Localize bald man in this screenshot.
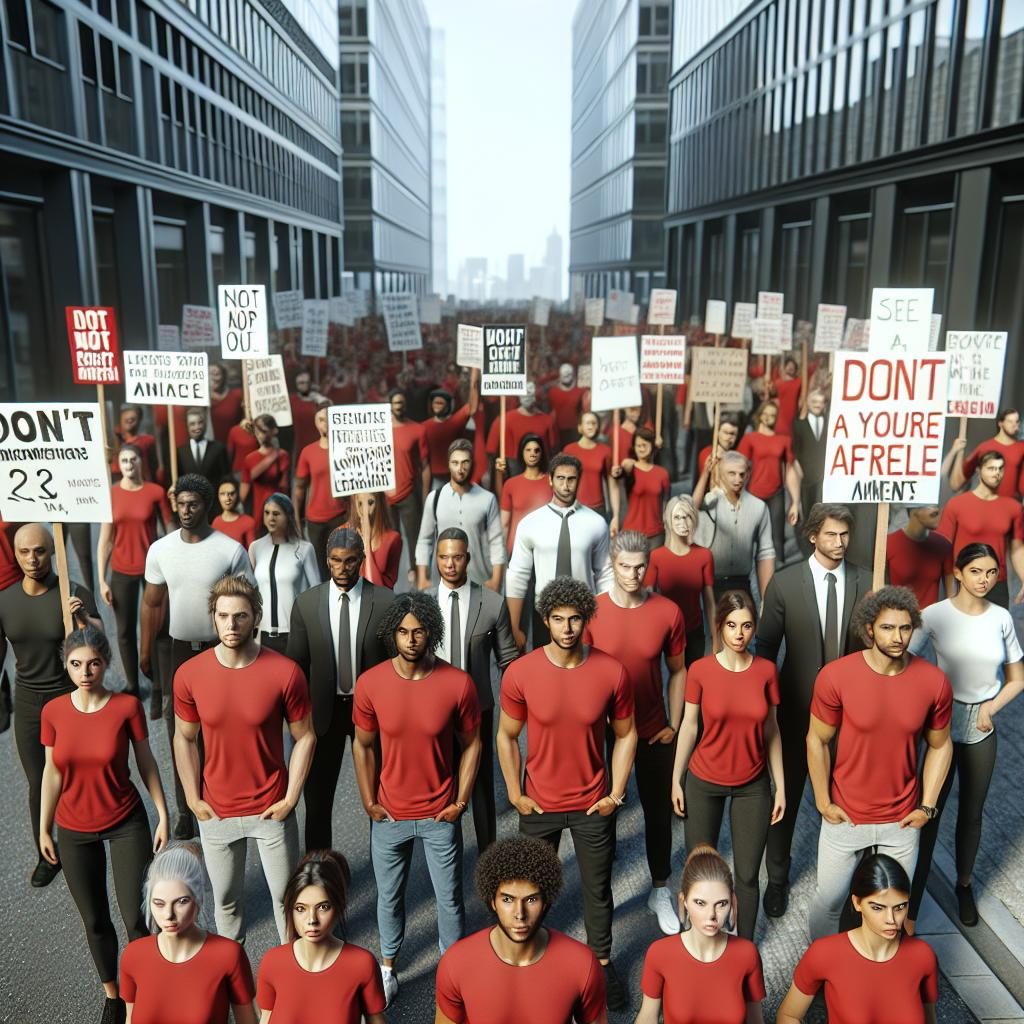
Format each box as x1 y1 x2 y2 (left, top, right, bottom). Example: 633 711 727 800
0 524 100 887
547 363 586 451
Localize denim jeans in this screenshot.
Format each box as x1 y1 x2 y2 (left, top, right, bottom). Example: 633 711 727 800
370 817 465 960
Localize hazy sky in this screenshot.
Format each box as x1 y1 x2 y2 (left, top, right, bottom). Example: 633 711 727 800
426 0 573 292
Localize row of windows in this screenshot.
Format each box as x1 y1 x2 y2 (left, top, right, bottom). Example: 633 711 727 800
340 0 368 40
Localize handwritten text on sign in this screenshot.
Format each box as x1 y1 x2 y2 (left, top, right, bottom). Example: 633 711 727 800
66 307 121 385
380 293 423 352
124 351 209 406
868 288 934 354
181 305 216 349
590 336 641 411
457 324 483 370
647 289 678 326
301 299 329 358
218 285 269 358
328 404 395 497
482 325 528 395
245 356 293 427
823 353 948 504
945 331 1008 419
690 347 748 404
640 335 686 384
0 403 113 523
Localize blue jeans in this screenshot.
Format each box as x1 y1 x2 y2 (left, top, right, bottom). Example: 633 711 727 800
370 817 465 960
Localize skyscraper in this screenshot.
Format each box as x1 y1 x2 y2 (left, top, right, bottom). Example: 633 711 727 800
430 27 449 296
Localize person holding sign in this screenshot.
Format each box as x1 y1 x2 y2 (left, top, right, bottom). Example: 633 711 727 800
240 414 290 531
564 411 620 529
947 408 1024 499
769 357 802 438
178 408 232 496
486 383 558 480
346 491 402 590
619 427 670 548
697 416 740 479
212 479 257 550
421 375 481 492
791 390 829 558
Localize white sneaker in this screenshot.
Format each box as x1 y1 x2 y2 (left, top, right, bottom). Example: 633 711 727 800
380 965 399 1007
647 886 681 934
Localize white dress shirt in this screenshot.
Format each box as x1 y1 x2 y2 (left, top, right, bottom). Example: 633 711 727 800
807 413 824 441
191 438 207 463
808 553 846 641
439 578 471 667
329 576 363 692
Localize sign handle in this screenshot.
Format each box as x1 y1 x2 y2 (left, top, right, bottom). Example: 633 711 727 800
52 523 74 637
499 396 507 462
800 336 810 417
96 384 112 463
872 501 890 591
241 359 252 422
958 416 968 443
167 406 179 485
655 385 664 448
612 409 621 465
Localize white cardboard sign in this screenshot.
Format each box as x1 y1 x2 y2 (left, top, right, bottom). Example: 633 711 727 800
868 288 934 353
705 300 727 336
751 317 784 355
584 297 605 327
457 324 483 370
607 289 634 323
301 299 329 357
245 355 293 427
531 298 552 327
690 347 748 404
781 313 794 349
181 305 216 350
647 289 677 326
328 403 395 497
815 304 848 352
577 364 592 389
757 291 784 321
945 331 1008 419
590 336 641 411
218 285 269 359
272 289 303 330
731 302 755 339
419 295 442 325
380 293 423 352
157 325 180 352
124 351 209 407
329 295 354 327
640 334 686 384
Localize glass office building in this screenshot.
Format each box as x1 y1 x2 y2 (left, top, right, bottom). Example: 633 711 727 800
569 0 672 303
0 0 343 400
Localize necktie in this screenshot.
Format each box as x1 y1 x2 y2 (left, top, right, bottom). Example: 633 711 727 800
449 590 461 670
193 440 201 463
824 572 839 663
556 509 574 578
338 592 353 694
268 544 279 631
813 416 821 441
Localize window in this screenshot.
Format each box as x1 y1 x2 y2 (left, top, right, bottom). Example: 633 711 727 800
828 211 870 313
93 213 120 309
736 220 760 301
342 165 371 209
635 108 666 152
638 0 669 37
154 221 186 325
341 109 370 152
895 199 953 307
340 53 368 95
955 0 988 135
992 3 1024 127
636 52 669 95
340 0 367 39
633 165 665 210
778 216 812 319
927 0 955 143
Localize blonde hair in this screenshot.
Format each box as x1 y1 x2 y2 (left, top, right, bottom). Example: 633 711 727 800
207 573 263 625
681 843 734 897
664 495 699 553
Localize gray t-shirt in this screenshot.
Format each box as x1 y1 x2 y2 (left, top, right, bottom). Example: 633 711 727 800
145 530 253 641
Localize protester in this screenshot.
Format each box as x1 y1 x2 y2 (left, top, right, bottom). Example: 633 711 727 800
770 357 802 437
207 362 245 443
288 368 328 455
696 415 740 477
547 363 587 450
496 433 552 553
227 416 259 477
212 478 257 549
886 505 953 610
346 491 402 589
563 410 620 527
421 373 480 490
619 427 671 547
612 404 649 463
387 388 425 575
111 404 158 481
178 408 232 493
948 407 1024 498
240 414 290 531
435 836 607 1024
486 383 558 479
791 389 828 557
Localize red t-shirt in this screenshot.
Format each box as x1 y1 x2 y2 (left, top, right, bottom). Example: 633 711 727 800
40 693 147 832
547 386 585 431
421 405 472 476
641 935 765 1024
111 432 158 480
120 934 255 1024
737 431 793 500
685 655 780 787
936 491 1024 582
389 420 423 506
810 653 952 824
500 647 633 813
256 942 386 1024
793 933 938 1024
296 442 348 523
360 530 403 589
886 530 953 610
210 389 244 443
0 519 20 590
645 545 714 630
500 474 553 551
622 465 670 537
773 377 802 437
436 928 606 1024
110 483 171 576
486 410 558 459
962 437 1024 499
174 647 311 817
212 514 257 551
227 424 259 474
289 394 322 453
353 660 481 819
242 448 291 526
563 441 611 510
583 593 684 740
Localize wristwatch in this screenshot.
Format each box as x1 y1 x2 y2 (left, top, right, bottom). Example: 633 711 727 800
917 804 938 820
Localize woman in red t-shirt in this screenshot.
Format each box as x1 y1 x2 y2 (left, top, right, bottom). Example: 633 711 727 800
122 845 257 1024
39 625 169 1020
636 844 766 1024
496 433 554 554
777 854 939 1024
240 414 291 533
97 445 173 696
563 410 621 529
208 362 245 444
257 850 387 1023
621 427 671 546
346 491 402 590
213 478 257 549
671 591 785 939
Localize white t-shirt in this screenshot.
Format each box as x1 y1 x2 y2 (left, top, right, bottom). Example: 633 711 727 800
910 599 1023 704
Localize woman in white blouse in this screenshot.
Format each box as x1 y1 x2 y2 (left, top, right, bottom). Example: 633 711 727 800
249 492 320 655
907 541 1024 932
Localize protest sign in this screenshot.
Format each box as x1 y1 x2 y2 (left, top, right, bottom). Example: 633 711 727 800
571 277 585 315
181 305 216 349
328 403 395 497
781 314 794 349
419 294 442 325
843 318 869 351
218 284 268 358
157 325 180 352
456 324 483 370
0 403 112 523
245 355 293 427
65 307 121 385
607 289 634 322
929 314 942 352
629 304 640 325
690 347 747 404
329 295 355 327
272 289 303 330
823 352 948 504
590 336 641 411
756 292 784 321
577 364 592 388
531 298 552 327
945 331 1008 419
868 287 934 353
481 325 527 395
346 289 371 320
815 304 847 351
705 300 727 336
751 317 783 355
380 292 422 352
124 351 209 406
640 334 686 384
647 289 677 326
584 297 605 327
301 299 329 357
731 302 755 339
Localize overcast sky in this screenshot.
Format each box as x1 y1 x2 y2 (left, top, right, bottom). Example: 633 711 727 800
426 0 573 293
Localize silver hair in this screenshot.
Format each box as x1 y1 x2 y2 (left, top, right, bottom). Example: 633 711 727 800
610 529 650 562
142 844 207 932
719 450 749 471
663 494 698 535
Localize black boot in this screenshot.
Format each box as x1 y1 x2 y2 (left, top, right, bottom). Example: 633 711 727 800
30 855 61 888
100 996 126 1024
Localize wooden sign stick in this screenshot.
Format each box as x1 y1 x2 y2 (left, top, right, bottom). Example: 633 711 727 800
801 336 810 417
52 523 74 636
241 359 252 422
872 501 890 591
612 409 621 465
167 408 179 485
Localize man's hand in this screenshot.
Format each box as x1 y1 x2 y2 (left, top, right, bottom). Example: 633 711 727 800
494 456 508 474
153 817 169 852
100 581 113 606
366 802 394 822
260 798 295 822
434 803 464 823
586 795 620 817
610 465 624 479
649 726 676 745
416 570 432 591
818 802 851 825
513 795 543 816
899 809 930 830
511 626 527 652
67 595 85 623
189 799 216 822
787 503 799 526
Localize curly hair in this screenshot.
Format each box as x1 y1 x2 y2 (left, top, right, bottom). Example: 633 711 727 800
475 836 563 910
376 592 444 656
851 585 922 644
173 472 214 513
535 576 597 624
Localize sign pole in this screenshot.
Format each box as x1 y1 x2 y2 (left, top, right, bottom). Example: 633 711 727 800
499 395 507 463
801 336 810 417
167 408 179 485
96 384 112 460
241 359 252 422
52 523 74 636
654 322 665 447
872 502 890 591
612 408 621 465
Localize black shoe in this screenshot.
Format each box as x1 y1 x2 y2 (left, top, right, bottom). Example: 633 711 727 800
762 881 788 918
957 883 979 927
602 961 628 1012
172 814 195 840
100 997 126 1024
30 855 62 888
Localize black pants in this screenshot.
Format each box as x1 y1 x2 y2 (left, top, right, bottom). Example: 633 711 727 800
390 490 423 575
14 685 71 845
57 802 152 982
150 625 172 717
765 490 785 566
519 809 616 960
634 739 675 884
304 694 355 851
307 514 349 582
66 522 95 590
909 732 997 919
454 707 496 851
765 709 811 889
684 770 772 940
165 639 214 816
259 632 289 655
110 571 143 695
684 626 706 669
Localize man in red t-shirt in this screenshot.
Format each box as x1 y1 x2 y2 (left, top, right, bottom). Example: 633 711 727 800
770 357 802 437
173 574 315 943
806 586 952 939
288 368 327 456
421 372 481 491
947 407 1024 499
387 388 424 575
547 364 587 451
353 591 482 1008
497 577 637 1012
435 836 607 1024
886 506 953 610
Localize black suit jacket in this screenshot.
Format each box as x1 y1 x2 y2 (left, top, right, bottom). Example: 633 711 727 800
177 439 232 490
791 415 828 509
287 580 395 736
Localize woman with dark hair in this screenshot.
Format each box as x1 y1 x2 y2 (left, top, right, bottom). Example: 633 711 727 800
620 427 671 548
213 478 257 549
39 625 168 1024
777 853 938 1024
347 491 402 589
564 410 621 529
208 361 245 443
906 542 1024 930
670 591 784 939
241 414 291 532
256 850 386 1023
496 433 553 553
636 844 766 1023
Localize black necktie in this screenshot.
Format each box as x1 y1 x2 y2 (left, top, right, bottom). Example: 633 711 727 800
556 509 574 578
268 544 279 631
824 572 839 663
338 592 353 694
449 590 461 670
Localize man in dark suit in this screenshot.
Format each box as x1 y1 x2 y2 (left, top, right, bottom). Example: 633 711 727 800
287 526 395 851
756 502 872 917
431 527 518 849
177 407 232 494
791 389 828 558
